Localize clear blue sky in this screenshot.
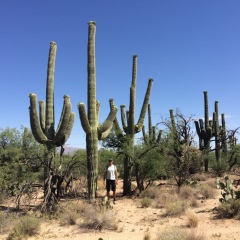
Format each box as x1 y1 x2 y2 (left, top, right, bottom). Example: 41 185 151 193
1 1 240 148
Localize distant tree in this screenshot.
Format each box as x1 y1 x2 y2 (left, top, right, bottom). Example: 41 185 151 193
160 109 201 192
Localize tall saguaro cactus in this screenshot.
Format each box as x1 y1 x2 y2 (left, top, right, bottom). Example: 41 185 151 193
29 42 75 199
78 21 118 199
110 55 153 195
194 91 213 172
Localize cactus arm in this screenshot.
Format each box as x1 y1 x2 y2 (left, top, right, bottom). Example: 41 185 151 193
55 95 71 133
98 106 118 134
55 112 75 147
148 104 153 140
135 78 153 133
39 100 45 132
203 91 209 130
45 41 57 139
98 123 113 140
156 130 162 143
78 102 92 134
194 121 201 138
120 105 127 132
54 97 72 145
29 93 48 143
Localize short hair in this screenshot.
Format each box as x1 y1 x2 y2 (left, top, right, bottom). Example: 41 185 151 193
109 159 113 162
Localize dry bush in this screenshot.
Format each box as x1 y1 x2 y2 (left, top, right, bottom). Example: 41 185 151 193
204 178 217 188
154 191 179 209
186 210 199 228
7 215 40 240
141 186 160 199
179 186 199 208
0 212 15 234
179 185 195 200
199 184 216 199
216 199 240 218
165 199 188 216
192 173 207 181
81 202 117 231
156 228 205 240
141 197 152 208
143 232 151 240
59 202 84 225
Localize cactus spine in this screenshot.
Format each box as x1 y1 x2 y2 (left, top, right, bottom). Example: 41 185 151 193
78 22 118 199
29 42 75 199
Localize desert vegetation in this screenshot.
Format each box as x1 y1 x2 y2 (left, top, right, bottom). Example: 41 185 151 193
1 21 240 240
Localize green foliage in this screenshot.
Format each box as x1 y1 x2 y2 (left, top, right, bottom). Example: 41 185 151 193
0 127 44 196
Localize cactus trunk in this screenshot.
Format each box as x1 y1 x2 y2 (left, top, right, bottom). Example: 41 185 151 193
78 22 117 198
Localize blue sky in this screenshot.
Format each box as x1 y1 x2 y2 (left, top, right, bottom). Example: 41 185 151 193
1 1 240 148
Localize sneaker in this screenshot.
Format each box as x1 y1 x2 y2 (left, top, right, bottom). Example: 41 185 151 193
113 200 117 204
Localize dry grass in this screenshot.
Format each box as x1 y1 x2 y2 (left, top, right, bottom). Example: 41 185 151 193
199 184 216 199
141 186 160 199
186 210 199 228
192 173 207 181
141 197 152 208
156 227 205 240
81 201 117 231
7 215 40 240
165 199 188 216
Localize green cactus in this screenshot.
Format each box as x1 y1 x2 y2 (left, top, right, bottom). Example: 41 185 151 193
195 91 213 172
216 175 240 202
78 21 118 199
109 55 153 195
142 104 162 144
29 42 75 200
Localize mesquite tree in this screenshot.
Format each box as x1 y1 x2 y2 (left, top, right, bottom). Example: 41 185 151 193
29 42 75 211
78 21 118 199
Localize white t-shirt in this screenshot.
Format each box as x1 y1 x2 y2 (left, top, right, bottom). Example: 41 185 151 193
106 165 117 180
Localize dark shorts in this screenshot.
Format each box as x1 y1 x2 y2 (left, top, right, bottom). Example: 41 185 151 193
106 179 116 192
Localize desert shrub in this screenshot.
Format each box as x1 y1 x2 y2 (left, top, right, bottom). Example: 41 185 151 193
7 215 40 239
186 211 199 228
156 228 205 240
216 199 240 218
59 203 84 225
199 184 215 199
81 201 117 231
165 200 188 216
0 212 15 234
141 197 152 208
143 232 151 240
179 185 195 200
192 173 207 181
141 186 160 199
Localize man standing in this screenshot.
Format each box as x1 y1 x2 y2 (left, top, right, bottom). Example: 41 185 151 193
103 159 118 204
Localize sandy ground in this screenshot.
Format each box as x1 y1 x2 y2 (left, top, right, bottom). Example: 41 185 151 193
1 177 240 240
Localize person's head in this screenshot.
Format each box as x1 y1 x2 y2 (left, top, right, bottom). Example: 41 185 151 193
109 159 113 165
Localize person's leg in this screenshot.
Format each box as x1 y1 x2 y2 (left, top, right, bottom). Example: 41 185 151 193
112 180 116 203
106 180 111 200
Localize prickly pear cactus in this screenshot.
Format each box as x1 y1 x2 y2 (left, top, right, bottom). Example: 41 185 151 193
216 175 238 202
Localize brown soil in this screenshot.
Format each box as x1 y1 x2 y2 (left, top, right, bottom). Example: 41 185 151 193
1 175 240 240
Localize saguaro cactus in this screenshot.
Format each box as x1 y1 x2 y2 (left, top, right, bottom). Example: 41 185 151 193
194 91 213 172
110 55 153 195
78 21 118 199
142 104 162 144
29 42 75 201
